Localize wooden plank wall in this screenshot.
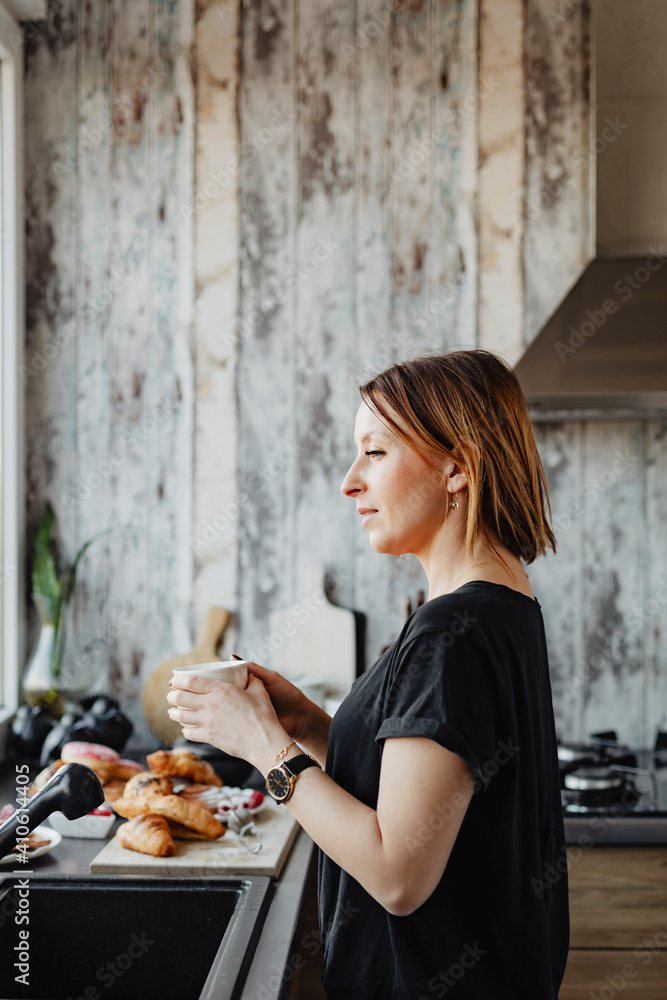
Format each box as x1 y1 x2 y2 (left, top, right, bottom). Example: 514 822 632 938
23 0 667 751
237 0 479 676
24 0 194 746
236 0 666 749
523 0 594 345
478 0 594 363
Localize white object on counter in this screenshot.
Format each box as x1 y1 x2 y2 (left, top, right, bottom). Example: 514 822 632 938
47 809 115 839
324 696 345 717
287 674 327 708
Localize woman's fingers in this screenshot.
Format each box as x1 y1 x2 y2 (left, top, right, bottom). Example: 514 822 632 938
166 689 205 709
247 660 273 677
167 705 200 724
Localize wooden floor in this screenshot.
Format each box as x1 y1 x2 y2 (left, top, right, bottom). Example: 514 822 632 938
559 845 667 999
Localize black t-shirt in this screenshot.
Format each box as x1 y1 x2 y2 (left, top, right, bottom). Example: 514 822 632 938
317 581 569 1000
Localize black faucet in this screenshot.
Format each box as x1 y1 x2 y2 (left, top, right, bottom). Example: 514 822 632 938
0 762 105 859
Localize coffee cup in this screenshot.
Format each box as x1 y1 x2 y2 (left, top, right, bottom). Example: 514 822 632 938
172 659 249 688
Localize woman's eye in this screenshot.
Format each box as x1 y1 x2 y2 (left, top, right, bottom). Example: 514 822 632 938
365 450 383 458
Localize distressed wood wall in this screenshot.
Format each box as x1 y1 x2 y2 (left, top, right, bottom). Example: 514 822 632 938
24 0 666 750
24 0 195 747
234 0 665 749
478 0 593 362
530 420 667 746
236 0 479 684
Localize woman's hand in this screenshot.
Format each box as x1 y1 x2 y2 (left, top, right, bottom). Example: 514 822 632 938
166 673 290 776
244 661 312 742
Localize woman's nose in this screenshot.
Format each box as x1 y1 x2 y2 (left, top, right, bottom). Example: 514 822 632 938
340 460 362 497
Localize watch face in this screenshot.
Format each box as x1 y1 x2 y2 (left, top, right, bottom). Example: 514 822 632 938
266 767 291 801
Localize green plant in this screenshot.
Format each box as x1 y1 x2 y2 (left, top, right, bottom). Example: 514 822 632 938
31 503 112 681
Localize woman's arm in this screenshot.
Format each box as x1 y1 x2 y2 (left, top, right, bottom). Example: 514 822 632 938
167 673 474 915
258 734 474 916
296 700 332 766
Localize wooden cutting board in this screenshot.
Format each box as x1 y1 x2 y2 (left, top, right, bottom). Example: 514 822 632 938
89 799 300 878
269 556 359 698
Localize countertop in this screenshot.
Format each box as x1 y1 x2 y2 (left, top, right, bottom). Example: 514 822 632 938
0 756 318 1000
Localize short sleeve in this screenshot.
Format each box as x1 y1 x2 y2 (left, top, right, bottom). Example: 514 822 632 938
375 628 501 792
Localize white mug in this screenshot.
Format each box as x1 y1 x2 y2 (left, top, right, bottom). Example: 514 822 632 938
172 659 249 688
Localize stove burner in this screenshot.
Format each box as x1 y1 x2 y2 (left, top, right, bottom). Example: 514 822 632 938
562 765 639 811
557 733 638 787
564 767 626 791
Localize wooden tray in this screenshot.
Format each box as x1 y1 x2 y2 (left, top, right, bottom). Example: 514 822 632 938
89 799 300 878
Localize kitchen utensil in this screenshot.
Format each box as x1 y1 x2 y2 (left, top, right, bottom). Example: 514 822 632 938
269 556 359 698
0 761 104 859
141 607 231 746
235 822 263 855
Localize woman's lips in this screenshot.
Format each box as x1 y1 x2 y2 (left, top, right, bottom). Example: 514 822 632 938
360 510 378 525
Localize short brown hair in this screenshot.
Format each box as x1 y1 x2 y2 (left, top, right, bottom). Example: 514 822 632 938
358 349 556 564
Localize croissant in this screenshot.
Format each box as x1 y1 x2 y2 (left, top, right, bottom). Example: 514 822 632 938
113 793 225 839
122 772 174 799
167 821 211 840
117 815 175 857
146 749 222 786
101 778 128 805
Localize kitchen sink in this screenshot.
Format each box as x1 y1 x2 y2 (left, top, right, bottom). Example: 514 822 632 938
0 874 273 1000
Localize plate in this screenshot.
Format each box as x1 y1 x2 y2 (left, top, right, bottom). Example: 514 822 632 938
0 825 62 865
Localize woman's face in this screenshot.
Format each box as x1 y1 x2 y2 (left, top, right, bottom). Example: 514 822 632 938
340 397 454 556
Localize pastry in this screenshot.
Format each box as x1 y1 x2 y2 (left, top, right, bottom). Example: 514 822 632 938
176 783 223 812
166 821 211 840
100 778 128 804
122 772 174 799
16 831 52 851
113 758 143 780
61 741 120 781
117 815 175 857
113 793 225 839
146 749 222 786
29 759 64 795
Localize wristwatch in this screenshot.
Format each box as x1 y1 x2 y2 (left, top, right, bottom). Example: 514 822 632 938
265 753 322 803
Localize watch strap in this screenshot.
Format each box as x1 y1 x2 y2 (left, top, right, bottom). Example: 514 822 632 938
281 753 321 777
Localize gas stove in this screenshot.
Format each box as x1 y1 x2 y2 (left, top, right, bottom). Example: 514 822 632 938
558 730 667 845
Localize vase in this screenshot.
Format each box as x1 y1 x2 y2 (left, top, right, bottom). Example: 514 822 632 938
53 594 108 707
22 596 65 717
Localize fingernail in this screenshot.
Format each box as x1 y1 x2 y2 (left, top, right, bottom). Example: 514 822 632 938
168 679 173 686
231 653 243 660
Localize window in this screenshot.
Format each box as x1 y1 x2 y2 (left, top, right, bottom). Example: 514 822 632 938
0 0 25 741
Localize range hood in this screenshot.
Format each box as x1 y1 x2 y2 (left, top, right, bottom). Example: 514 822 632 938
515 0 667 421
515 254 667 420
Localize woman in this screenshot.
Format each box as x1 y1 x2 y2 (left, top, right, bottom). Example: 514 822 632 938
167 349 570 999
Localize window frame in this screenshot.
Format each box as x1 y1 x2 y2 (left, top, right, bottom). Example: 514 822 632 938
0 0 25 748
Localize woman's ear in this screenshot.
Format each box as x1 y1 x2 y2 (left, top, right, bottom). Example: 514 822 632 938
447 441 479 493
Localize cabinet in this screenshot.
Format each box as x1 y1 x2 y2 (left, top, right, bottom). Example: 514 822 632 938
560 846 667 999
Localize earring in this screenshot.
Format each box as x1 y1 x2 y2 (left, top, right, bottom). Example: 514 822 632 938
449 492 459 509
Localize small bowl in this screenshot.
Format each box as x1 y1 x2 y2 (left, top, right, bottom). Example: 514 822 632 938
47 808 116 839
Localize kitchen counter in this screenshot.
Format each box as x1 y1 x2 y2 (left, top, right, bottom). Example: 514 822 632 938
0 758 319 1000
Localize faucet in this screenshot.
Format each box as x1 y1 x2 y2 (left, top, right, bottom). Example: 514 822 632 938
0 762 105 859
